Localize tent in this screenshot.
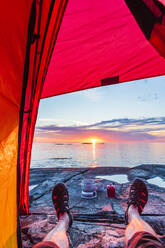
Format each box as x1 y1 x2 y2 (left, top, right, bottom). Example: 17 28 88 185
0 0 165 247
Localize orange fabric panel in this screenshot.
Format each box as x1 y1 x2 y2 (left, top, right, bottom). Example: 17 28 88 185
0 95 19 142
0 126 18 248
0 0 33 247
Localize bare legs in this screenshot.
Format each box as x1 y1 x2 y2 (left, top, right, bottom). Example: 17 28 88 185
43 213 70 248
42 204 159 248
125 205 158 246
34 180 162 248
37 205 160 248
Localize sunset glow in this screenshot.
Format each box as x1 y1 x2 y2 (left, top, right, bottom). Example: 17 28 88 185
86 137 104 144
35 76 165 144
91 138 97 144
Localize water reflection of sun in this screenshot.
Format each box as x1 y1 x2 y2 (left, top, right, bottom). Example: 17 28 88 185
91 139 97 167
83 137 103 168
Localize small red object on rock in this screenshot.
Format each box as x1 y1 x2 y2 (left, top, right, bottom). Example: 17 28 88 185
107 184 115 198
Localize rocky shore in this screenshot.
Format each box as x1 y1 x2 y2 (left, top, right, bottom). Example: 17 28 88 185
20 164 165 247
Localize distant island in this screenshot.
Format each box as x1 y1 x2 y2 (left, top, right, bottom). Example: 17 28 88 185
55 143 73 145
82 142 104 144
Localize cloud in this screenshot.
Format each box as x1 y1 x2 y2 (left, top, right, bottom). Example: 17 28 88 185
89 117 165 127
35 117 165 142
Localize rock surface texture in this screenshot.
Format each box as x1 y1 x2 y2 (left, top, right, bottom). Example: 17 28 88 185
20 164 165 247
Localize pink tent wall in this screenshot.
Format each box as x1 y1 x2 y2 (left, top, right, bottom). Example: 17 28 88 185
42 0 165 98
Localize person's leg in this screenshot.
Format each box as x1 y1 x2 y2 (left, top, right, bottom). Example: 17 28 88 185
42 212 70 248
124 179 163 248
33 183 72 248
125 205 157 244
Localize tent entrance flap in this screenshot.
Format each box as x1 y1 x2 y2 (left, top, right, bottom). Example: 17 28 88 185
18 0 68 215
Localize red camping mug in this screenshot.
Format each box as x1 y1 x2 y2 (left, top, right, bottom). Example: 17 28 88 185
107 184 115 198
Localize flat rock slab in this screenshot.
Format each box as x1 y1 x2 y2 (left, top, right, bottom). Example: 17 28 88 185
21 165 165 247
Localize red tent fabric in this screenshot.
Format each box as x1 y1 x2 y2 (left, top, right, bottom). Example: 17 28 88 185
0 0 165 247
41 0 165 98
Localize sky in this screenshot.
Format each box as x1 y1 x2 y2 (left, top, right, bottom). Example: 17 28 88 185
34 75 165 143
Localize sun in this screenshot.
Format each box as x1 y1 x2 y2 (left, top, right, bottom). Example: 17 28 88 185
91 138 97 144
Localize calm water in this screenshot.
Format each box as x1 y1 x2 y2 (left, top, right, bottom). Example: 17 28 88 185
31 142 165 168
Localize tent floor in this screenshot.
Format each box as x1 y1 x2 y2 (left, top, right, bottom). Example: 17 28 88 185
20 165 165 247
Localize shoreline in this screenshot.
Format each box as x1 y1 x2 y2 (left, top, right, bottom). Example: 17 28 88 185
29 164 165 188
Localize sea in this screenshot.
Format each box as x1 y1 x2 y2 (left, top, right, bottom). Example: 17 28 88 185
31 142 165 168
